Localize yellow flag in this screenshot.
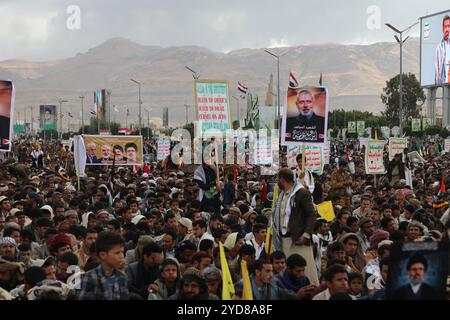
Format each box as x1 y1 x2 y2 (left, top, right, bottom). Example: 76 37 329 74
219 242 235 300
265 226 273 256
316 201 335 222
374 129 378 140
272 184 279 209
419 148 423 156
240 260 253 300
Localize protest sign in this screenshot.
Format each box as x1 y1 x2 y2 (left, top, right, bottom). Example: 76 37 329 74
0 80 14 152
281 86 329 145
356 121 365 136
157 140 171 161
195 80 232 134
389 137 408 160
347 121 356 133
365 139 386 174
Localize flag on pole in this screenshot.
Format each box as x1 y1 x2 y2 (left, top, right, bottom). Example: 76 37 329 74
240 260 253 300
440 176 446 194
219 242 235 300
265 226 273 256
319 72 323 86
289 71 299 88
90 101 97 116
272 184 279 209
238 82 248 94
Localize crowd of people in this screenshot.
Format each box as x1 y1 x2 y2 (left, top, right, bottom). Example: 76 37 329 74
0 136 449 300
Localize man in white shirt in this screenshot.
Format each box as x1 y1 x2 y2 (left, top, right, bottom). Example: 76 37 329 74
245 223 267 260
313 264 352 300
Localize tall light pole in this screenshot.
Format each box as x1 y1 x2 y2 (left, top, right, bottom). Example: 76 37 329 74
130 79 142 135
231 96 244 124
264 49 289 130
79 95 85 134
385 21 419 134
144 108 152 138
57 97 68 139
184 104 191 125
185 66 200 79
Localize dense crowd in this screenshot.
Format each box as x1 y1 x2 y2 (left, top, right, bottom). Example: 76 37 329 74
0 136 449 300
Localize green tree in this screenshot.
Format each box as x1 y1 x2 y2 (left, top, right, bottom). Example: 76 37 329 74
381 73 425 126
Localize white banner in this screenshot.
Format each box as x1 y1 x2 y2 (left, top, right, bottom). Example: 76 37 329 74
365 139 386 174
157 140 171 161
388 137 408 160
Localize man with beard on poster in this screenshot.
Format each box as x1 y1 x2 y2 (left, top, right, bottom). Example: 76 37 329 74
391 254 438 300
285 89 325 143
0 81 13 149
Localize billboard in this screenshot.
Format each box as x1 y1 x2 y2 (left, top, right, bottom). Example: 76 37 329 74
194 80 232 134
420 11 450 87
83 135 143 166
281 86 329 145
40 105 57 130
0 80 14 152
93 89 110 121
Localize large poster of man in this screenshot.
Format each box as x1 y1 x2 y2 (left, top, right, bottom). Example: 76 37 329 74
386 242 449 300
40 105 57 130
0 80 14 152
282 86 328 145
420 11 450 86
82 135 143 165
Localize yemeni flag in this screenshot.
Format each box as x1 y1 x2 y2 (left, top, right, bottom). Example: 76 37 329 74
289 71 299 88
238 82 248 94
319 72 323 86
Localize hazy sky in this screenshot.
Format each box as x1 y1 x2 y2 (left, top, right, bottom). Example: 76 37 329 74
1 0 449 61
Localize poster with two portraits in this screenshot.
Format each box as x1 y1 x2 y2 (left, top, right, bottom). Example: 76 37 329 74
0 80 14 152
281 86 329 146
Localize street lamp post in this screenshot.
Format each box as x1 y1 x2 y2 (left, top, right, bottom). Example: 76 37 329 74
264 49 289 130
79 96 85 134
130 79 142 135
57 97 68 139
185 66 200 79
183 104 191 125
385 21 419 134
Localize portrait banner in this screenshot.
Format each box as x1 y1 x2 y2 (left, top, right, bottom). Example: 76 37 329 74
356 121 365 136
82 135 143 166
385 242 449 300
281 86 328 146
0 80 14 152
422 118 432 131
365 139 386 174
347 121 356 133
412 118 421 132
40 105 57 130
389 137 408 160
445 138 450 152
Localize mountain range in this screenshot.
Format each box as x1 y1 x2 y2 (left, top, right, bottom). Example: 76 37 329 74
0 37 420 128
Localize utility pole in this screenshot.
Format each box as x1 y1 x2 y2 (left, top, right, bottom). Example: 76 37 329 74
56 97 68 139
184 104 190 125
130 79 142 135
79 96 85 134
385 21 419 135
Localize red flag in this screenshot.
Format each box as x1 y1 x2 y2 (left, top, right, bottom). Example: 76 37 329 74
441 176 446 194
143 164 151 174
262 180 268 205
2 139 9 145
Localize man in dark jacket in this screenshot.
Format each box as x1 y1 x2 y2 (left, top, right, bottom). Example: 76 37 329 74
126 242 164 299
272 168 318 285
